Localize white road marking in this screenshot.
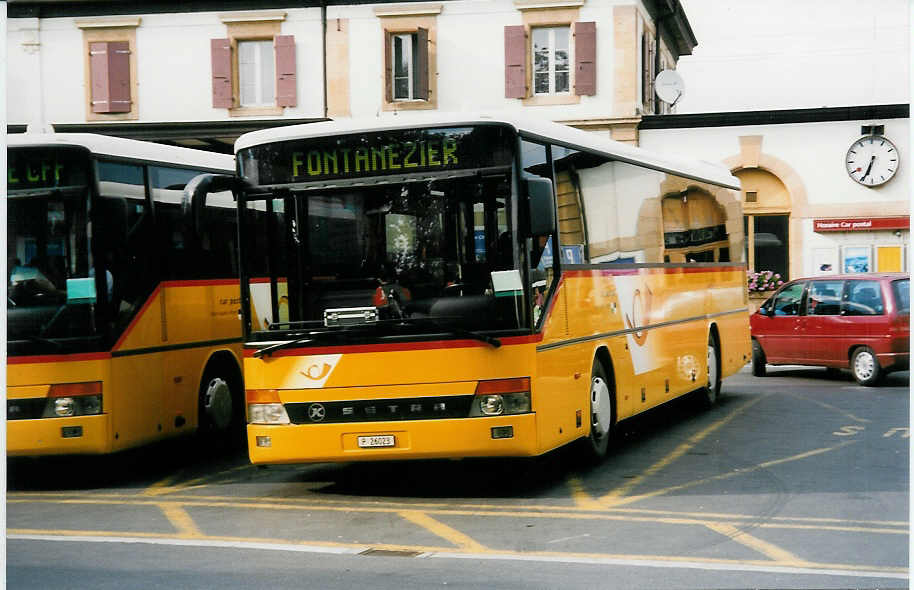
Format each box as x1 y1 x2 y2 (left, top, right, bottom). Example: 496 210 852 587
8 533 907 580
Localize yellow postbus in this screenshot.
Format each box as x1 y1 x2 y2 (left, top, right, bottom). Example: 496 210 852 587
212 113 750 464
7 133 245 456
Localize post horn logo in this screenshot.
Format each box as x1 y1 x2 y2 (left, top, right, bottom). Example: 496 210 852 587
624 286 653 346
300 363 332 381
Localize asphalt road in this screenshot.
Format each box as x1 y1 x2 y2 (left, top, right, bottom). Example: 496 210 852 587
7 366 910 589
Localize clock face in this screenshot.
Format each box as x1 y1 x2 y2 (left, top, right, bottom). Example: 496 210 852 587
846 135 899 186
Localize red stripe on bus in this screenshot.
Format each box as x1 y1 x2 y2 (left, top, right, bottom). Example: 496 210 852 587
112 278 240 352
111 283 163 351
243 334 541 358
161 279 240 288
564 266 746 278
7 352 112 365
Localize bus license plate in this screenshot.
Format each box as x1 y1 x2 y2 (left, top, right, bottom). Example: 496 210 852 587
357 435 395 448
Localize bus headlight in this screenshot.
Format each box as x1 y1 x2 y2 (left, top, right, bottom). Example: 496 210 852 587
54 398 76 417
248 403 291 425
41 382 103 418
469 378 531 417
246 389 291 424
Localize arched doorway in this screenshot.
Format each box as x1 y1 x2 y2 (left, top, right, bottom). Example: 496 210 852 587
735 168 791 279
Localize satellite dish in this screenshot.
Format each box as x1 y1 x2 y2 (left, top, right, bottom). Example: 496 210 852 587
655 69 685 106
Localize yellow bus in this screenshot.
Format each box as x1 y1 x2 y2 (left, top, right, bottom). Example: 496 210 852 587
7 133 245 456
214 113 750 464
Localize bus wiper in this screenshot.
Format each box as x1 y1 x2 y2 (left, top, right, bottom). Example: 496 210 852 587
253 324 381 358
381 317 501 348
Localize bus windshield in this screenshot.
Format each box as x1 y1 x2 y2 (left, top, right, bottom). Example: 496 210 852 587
7 147 96 355
238 125 526 338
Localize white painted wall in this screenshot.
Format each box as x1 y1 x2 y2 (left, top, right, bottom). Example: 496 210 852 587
640 118 909 206
7 0 637 127
676 0 910 113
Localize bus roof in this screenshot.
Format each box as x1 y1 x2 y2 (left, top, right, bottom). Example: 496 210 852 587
7 132 234 172
234 112 740 191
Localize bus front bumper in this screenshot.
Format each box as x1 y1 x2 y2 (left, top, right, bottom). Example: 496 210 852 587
7 415 111 456
247 413 539 464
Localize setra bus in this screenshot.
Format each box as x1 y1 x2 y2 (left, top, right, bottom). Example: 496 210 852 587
208 113 751 464
7 133 246 455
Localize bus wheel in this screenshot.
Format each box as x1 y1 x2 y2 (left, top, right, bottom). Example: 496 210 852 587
198 364 242 444
584 360 613 460
751 340 767 377
700 334 722 408
851 346 883 386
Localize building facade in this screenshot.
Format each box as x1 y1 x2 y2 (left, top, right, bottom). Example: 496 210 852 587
641 105 910 278
7 0 695 149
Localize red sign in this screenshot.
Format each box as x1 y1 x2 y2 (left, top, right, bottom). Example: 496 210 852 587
813 217 909 232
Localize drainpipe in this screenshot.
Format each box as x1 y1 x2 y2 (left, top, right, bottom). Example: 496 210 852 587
321 0 328 119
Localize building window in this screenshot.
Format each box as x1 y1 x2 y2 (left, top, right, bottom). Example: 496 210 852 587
212 13 296 114
532 26 570 95
238 40 275 106
76 17 140 121
374 3 439 112
387 29 429 102
391 33 422 100
504 20 595 102
641 30 656 114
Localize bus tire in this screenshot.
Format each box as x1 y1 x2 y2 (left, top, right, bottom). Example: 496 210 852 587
198 359 244 447
751 340 767 377
582 359 614 461
699 332 722 408
851 346 883 386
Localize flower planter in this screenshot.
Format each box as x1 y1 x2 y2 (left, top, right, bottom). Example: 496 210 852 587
748 290 774 314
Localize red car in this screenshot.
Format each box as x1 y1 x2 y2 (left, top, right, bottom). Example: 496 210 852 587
750 273 909 385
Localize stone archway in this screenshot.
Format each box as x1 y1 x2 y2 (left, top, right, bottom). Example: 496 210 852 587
723 135 808 280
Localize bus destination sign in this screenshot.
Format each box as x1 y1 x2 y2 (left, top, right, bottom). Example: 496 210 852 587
8 147 89 191
239 125 514 186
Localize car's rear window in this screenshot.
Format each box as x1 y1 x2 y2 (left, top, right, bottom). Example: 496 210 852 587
891 279 909 313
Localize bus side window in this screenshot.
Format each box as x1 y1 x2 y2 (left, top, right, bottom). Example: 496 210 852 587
97 161 155 330
521 140 557 328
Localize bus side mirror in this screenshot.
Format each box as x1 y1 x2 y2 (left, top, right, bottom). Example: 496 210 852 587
185 173 240 237
526 176 556 238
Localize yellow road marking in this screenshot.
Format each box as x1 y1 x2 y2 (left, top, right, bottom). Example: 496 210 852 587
8 492 904 535
567 477 605 510
158 502 203 538
8 490 908 529
7 528 907 577
143 464 252 497
600 396 764 506
611 441 859 508
705 522 808 564
399 511 488 552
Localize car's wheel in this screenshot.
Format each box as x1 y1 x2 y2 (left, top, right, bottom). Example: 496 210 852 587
851 346 883 386
582 359 614 461
699 333 722 408
751 340 767 377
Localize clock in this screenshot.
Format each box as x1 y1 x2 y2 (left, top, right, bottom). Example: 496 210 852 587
845 135 899 187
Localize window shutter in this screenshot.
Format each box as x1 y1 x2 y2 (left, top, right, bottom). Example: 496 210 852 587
211 38 233 108
90 41 131 113
414 27 429 101
504 25 526 99
275 35 297 107
647 39 655 113
574 22 596 96
384 31 393 101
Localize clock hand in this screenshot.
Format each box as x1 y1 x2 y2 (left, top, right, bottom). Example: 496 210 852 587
860 155 876 181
